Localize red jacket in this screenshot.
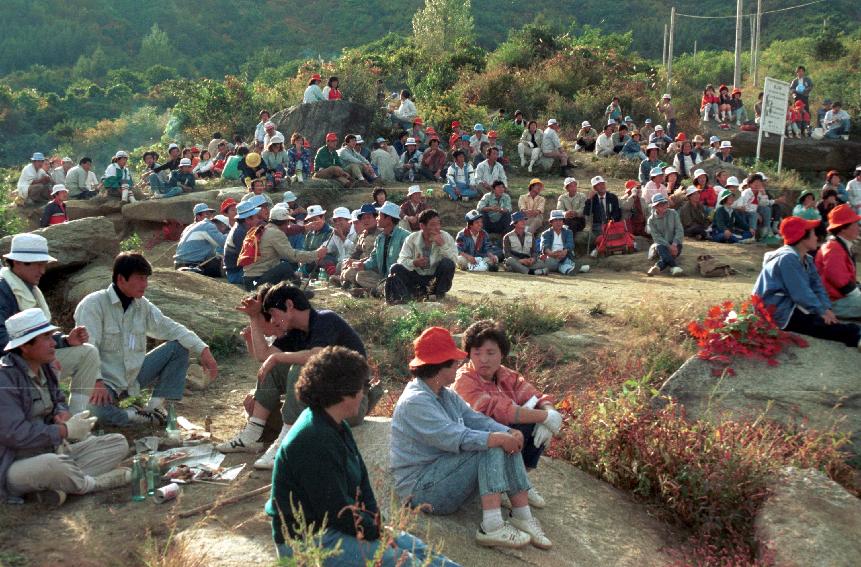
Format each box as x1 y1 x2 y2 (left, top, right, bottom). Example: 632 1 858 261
453 361 554 425
814 236 857 300
701 93 719 109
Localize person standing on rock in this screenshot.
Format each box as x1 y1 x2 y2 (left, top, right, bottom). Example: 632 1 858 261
16 152 54 204
173 203 227 278
39 185 69 227
754 216 861 351
814 205 861 320
0 308 132 507
390 327 552 551
73 253 218 426
1 234 102 414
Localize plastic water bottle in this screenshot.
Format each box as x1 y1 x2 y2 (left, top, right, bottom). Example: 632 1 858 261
146 455 160 496
318 268 328 286
165 401 180 441
131 456 146 502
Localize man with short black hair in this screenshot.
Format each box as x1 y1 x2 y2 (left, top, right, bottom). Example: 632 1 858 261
386 209 457 303
74 253 218 427
345 202 410 296
477 181 513 235
64 158 98 200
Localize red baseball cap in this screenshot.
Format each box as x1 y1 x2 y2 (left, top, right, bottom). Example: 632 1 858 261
451 121 460 127
827 204 861 231
624 180 640 190
780 216 820 245
325 132 338 142
413 117 423 125
310 73 322 81
488 130 498 138
409 327 468 369
220 198 237 214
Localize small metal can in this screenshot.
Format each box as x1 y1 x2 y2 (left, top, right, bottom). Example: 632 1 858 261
153 482 181 504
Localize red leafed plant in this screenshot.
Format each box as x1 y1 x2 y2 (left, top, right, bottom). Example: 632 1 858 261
687 296 808 376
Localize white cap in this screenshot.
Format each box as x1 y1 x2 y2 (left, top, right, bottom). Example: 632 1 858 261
212 214 230 225
405 137 417 145
269 134 284 145
61 156 73 163
306 204 326 218
3 234 56 263
755 171 769 181
581 121 591 128
407 185 422 196
264 121 275 128
51 184 68 195
547 118 558 126
654 125 664 131
563 177 577 187
114 150 129 159
646 143 659 151
3 308 60 351
720 140 732 149
591 175 605 186
663 166 678 176
662 93 671 99
354 135 364 144
269 204 294 221
692 168 706 179
168 143 179 151
685 185 699 197
332 206 352 220
725 176 740 187
179 158 192 167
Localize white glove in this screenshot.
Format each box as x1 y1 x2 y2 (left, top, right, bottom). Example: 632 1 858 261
847 287 861 298
543 409 563 435
532 423 553 448
64 410 97 442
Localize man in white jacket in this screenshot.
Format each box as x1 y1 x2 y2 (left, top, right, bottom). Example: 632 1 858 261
541 119 570 173
594 123 615 157
735 172 774 239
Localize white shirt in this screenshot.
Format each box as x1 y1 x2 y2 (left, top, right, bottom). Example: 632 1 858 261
474 160 507 187
643 181 668 203
469 134 489 154
595 133 614 155
394 99 417 121
847 178 861 210
551 231 564 251
735 187 772 213
51 166 68 185
446 162 475 187
541 127 561 153
824 109 850 129
16 163 46 198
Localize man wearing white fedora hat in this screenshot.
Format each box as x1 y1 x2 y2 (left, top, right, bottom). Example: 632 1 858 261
0 308 131 506
74 253 218 426
1 234 102 414
16 152 54 204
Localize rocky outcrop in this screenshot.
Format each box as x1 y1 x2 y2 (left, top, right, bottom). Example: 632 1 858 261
64 266 248 350
271 100 376 150
755 467 861 566
0 217 119 272
120 190 224 224
730 131 861 175
697 156 748 182
659 337 861 457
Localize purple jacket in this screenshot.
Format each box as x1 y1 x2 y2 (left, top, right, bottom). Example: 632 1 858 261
0 353 67 499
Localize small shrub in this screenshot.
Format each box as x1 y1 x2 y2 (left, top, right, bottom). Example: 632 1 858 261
121 233 143 252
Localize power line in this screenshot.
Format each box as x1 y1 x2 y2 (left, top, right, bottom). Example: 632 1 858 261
675 0 827 20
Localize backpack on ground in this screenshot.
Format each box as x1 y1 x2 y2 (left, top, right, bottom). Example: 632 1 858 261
595 220 635 256
697 254 737 277
237 225 266 268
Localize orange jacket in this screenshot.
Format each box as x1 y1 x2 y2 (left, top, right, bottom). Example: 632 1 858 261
814 236 857 300
453 361 554 425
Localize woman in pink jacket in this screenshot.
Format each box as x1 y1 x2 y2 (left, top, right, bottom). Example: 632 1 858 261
453 320 563 509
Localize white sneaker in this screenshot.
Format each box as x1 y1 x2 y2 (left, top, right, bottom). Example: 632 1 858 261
92 467 132 492
739 237 755 244
475 521 530 549
670 266 684 277
215 421 265 454
527 486 546 509
527 163 533 173
647 265 661 277
509 515 552 550
578 264 590 273
533 268 547 275
589 248 598 258
254 425 291 470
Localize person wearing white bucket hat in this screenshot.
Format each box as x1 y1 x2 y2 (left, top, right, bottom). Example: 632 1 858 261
455 210 499 272
300 205 338 277
646 194 684 277
400 185 429 231
326 207 357 283
539 210 590 274
574 120 598 153
50 156 74 186
396 137 425 183
541 118 571 175
153 157 195 199
102 150 136 203
16 152 54 203
0 309 132 506
717 140 734 164
39 185 70 227
344 202 410 296
1 234 102 415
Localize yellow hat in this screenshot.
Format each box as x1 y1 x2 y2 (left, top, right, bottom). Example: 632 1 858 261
245 152 262 168
244 177 253 189
528 178 543 187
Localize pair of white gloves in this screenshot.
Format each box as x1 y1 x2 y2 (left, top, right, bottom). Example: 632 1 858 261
532 408 563 448
63 410 98 442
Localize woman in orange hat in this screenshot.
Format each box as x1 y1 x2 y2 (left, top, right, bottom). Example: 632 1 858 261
302 73 326 103
753 216 861 350
815 204 861 319
390 327 552 551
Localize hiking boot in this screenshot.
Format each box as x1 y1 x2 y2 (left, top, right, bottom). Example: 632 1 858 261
92 468 131 492
254 425 291 470
647 264 661 277
527 486 546 509
509 515 552 549
216 421 265 453
128 407 167 427
32 489 66 507
670 266 684 277
475 521 530 549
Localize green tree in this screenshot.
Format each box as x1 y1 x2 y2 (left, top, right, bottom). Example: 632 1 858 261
139 24 174 66
412 0 475 60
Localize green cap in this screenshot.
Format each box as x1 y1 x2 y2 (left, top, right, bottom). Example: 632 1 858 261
718 189 734 204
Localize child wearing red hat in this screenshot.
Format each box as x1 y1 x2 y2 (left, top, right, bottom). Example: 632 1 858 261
786 100 810 138
814 204 861 319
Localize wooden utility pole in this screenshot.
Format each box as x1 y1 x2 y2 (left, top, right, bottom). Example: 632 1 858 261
753 0 763 86
750 15 756 77
693 40 697 57
667 7 675 91
734 0 743 88
662 24 668 67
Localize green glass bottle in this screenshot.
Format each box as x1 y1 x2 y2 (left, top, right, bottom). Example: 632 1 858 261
146 455 160 496
165 401 179 441
131 456 146 502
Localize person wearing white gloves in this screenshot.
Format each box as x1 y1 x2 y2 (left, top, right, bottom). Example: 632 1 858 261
453 319 563 509
0 308 130 506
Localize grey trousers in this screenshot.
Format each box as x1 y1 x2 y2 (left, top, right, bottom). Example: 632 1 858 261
6 433 129 496
56 344 101 413
342 267 385 290
503 257 547 274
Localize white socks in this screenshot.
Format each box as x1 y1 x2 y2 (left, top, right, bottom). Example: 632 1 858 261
482 507 504 532
512 505 532 522
146 397 164 412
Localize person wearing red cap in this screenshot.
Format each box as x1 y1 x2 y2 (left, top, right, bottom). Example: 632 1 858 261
302 73 326 104
753 216 861 350
313 133 352 188
220 198 237 227
449 121 463 150
409 117 427 149
390 327 551 550
787 100 811 138
815 205 861 319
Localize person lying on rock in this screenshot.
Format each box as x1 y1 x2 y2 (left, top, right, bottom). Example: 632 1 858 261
390 327 552 551
0 308 132 507
73 253 218 426
218 283 373 470
266 346 460 566
1 234 101 414
814 204 861 320
452 320 562 509
173 203 226 278
753 216 861 351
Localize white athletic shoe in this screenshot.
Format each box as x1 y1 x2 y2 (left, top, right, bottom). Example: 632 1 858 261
254 425 291 470
215 421 265 454
92 467 132 492
475 521 530 549
509 515 552 550
670 266 684 277
578 264 590 273
647 265 661 277
527 486 546 509
589 248 599 258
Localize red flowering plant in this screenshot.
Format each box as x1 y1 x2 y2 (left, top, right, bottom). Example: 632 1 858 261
687 295 808 376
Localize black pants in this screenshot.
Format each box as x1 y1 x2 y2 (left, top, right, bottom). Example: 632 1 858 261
175 256 222 278
509 423 545 470
577 138 596 152
482 212 512 235
563 217 586 234
684 224 707 239
785 310 861 348
243 260 298 291
385 258 455 303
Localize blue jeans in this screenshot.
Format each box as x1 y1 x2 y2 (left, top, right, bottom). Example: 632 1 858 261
648 242 682 269
832 290 861 320
509 423 545 469
275 529 460 567
443 182 479 201
89 341 190 426
711 230 752 243
825 119 850 139
409 447 531 516
225 268 244 285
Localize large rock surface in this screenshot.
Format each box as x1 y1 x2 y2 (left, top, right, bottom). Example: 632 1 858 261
755 467 861 566
0 217 119 272
271 100 376 150
121 190 224 224
181 418 676 567
730 130 861 175
64 266 247 350
659 337 861 457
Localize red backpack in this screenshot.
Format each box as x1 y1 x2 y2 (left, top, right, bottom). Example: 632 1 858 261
237 225 266 268
595 220 635 256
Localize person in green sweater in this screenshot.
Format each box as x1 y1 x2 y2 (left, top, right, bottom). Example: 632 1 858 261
792 190 822 222
266 346 459 566
646 194 684 276
313 132 353 188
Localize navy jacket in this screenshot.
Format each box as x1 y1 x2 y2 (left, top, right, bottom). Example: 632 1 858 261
0 278 67 351
584 192 622 227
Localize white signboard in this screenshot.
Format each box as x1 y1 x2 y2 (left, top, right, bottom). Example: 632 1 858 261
760 77 790 135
